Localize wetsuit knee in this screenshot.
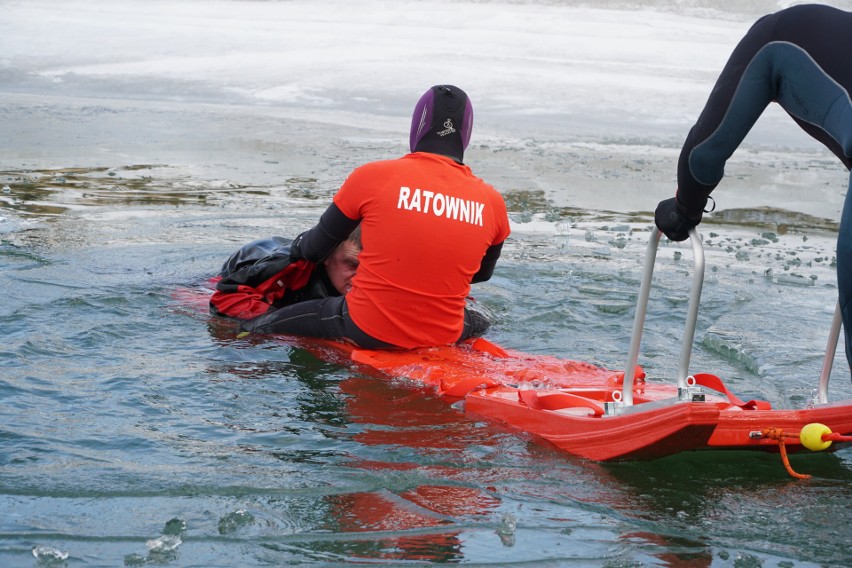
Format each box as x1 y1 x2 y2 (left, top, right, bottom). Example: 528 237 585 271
240 296 346 337
459 301 493 341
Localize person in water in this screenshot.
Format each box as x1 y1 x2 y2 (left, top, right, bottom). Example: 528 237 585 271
654 4 852 372
210 228 361 320
241 84 511 348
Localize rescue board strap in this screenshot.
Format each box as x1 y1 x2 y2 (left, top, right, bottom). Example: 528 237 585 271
440 376 500 397
517 390 605 417
691 373 771 410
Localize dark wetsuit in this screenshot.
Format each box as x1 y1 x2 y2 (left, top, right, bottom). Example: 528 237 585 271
674 4 852 371
241 284 493 348
238 209 496 349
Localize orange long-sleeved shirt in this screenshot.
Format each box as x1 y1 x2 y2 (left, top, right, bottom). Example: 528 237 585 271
334 152 510 348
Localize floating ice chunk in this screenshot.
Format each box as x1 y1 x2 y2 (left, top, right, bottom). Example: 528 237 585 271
218 509 255 534
775 274 814 287
163 517 187 536
146 534 182 553
609 237 627 249
497 512 517 536
592 300 632 314
32 545 68 564
123 553 146 566
497 512 517 546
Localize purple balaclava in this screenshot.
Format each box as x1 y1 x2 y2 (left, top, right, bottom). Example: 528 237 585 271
409 85 473 163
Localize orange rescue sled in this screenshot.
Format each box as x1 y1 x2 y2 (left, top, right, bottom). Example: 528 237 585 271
326 229 852 462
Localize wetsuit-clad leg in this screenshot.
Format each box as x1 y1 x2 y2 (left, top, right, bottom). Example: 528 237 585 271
673 4 852 373
240 296 491 349
239 296 396 349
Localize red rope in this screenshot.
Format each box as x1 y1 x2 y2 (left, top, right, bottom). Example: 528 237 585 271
825 433 852 442
756 427 849 479
761 427 811 480
777 439 811 480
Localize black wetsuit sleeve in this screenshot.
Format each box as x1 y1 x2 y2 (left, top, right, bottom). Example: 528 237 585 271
676 4 852 215
293 203 360 262
471 242 503 283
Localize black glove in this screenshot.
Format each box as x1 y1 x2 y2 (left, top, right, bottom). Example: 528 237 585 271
654 197 702 242
290 232 306 260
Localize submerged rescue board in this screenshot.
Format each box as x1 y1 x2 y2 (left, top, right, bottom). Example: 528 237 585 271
313 336 852 462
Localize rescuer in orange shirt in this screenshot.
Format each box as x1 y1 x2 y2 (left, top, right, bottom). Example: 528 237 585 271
241 84 511 348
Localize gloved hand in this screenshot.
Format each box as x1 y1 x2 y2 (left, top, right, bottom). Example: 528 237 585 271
290 232 306 260
654 197 702 242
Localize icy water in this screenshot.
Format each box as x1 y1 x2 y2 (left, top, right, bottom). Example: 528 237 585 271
2 1 852 566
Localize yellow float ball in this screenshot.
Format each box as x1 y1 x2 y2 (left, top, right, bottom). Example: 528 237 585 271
800 423 833 452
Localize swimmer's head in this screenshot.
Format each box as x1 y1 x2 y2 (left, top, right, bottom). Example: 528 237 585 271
409 85 473 163
323 226 361 295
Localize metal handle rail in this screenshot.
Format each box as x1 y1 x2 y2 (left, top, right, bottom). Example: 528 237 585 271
622 228 841 408
818 301 841 404
622 228 704 407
